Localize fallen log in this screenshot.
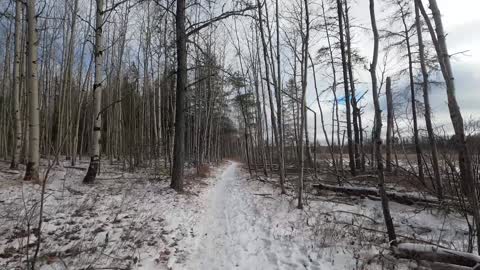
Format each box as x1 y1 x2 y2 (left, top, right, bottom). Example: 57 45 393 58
416 261 471 270
63 166 87 171
394 243 480 269
312 182 438 206
0 170 21 175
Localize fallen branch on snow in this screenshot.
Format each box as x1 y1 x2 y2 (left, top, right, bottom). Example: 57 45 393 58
63 166 87 171
393 243 480 269
253 193 274 199
312 182 438 206
0 170 21 175
336 221 450 249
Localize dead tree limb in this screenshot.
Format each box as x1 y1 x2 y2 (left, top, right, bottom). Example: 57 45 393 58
312 182 439 206
394 243 480 269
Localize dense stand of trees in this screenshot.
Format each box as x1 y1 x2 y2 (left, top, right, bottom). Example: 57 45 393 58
1 0 480 257
0 0 249 184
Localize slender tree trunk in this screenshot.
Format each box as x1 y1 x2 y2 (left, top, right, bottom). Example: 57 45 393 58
399 6 424 184
24 0 40 181
83 0 105 183
337 0 355 176
310 54 337 176
385 77 394 172
321 0 341 181
257 46 273 173
298 0 310 210
233 19 254 175
55 4 72 162
369 0 397 246
358 108 366 171
253 46 268 176
303 110 313 166
65 0 80 161
72 0 94 166
275 0 286 194
10 0 23 170
257 0 284 193
414 0 443 200
344 1 361 171
1 28 11 160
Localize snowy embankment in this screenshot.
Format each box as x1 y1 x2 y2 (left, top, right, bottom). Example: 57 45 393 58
0 160 473 269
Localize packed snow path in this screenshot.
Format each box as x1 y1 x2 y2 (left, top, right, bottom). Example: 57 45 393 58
179 162 320 270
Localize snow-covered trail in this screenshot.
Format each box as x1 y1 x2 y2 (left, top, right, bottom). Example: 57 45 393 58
178 162 319 270
0 160 469 270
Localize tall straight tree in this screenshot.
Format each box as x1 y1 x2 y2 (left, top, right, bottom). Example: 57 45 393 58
24 0 40 181
369 0 396 246
171 0 187 191
64 0 80 161
256 0 282 193
397 1 424 184
297 0 310 210
337 0 355 176
275 0 286 194
344 0 362 171
414 0 442 200
385 77 394 172
84 0 105 183
319 0 341 178
10 0 23 170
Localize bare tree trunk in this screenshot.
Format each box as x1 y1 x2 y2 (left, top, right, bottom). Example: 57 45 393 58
252 37 268 176
359 108 366 171
83 0 105 183
418 0 480 252
10 0 23 170
337 0 355 176
171 0 187 191
297 0 310 210
369 0 397 246
65 0 80 161
257 45 273 173
1 28 11 160
256 0 285 193
275 0 286 194
24 0 40 181
233 19 254 175
310 54 337 176
156 37 162 160
344 0 362 171
320 0 341 181
385 77 394 172
399 5 424 184
414 0 443 200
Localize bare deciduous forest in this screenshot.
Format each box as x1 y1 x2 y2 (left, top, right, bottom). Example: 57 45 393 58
0 0 479 269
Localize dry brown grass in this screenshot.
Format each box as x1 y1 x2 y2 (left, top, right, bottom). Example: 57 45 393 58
197 164 211 178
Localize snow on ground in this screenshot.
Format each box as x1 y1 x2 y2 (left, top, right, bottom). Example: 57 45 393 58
168 162 360 270
172 162 471 269
0 160 473 269
0 159 223 269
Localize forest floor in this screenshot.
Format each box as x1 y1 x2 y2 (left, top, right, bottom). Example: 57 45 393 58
0 160 473 269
